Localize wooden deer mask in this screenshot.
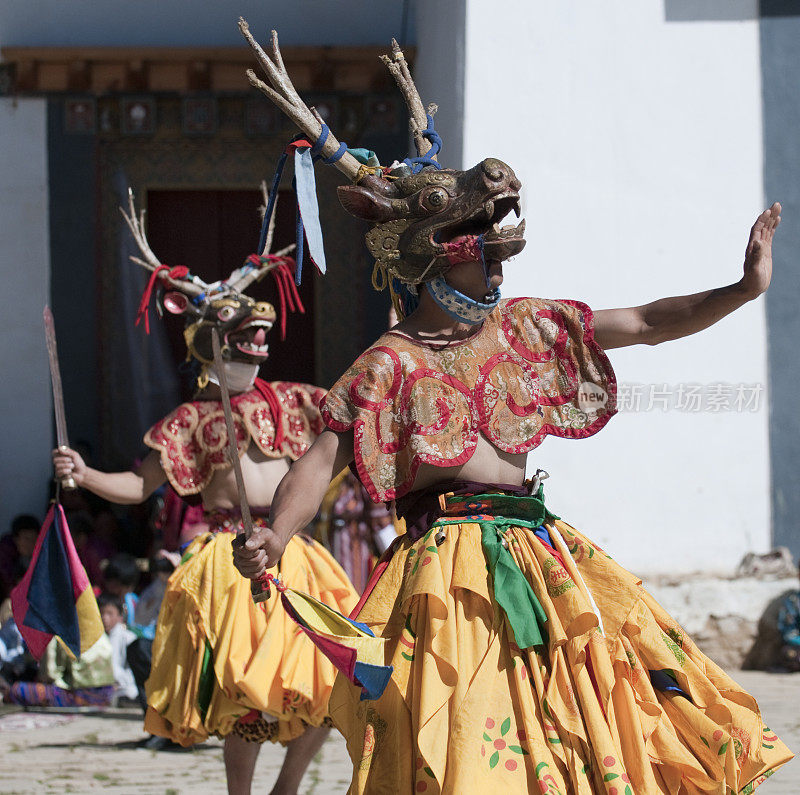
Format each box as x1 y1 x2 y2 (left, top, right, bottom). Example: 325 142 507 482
239 22 526 292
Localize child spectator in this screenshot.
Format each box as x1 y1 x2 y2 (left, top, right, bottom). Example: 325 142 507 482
97 592 138 704
103 553 141 630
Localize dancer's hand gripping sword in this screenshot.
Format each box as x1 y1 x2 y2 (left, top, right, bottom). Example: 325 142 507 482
44 306 76 492
211 328 271 603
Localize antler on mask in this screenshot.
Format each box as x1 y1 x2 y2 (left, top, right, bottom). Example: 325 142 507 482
379 39 438 163
120 189 205 298
238 24 526 318
122 187 303 383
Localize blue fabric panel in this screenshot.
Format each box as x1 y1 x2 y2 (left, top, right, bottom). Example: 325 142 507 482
650 669 692 701
354 660 394 701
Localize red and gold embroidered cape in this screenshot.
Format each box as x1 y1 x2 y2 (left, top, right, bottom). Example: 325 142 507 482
144 380 325 496
321 298 617 503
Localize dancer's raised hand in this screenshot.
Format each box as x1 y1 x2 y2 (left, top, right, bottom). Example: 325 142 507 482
741 202 781 299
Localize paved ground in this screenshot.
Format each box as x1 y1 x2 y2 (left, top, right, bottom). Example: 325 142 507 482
0 671 797 794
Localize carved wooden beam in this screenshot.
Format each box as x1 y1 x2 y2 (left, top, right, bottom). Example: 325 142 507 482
0 45 415 95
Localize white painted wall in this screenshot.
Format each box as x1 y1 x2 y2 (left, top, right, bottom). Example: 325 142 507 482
421 1 768 574
0 99 52 537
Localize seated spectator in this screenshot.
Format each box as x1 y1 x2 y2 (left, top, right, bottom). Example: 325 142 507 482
2 633 116 708
0 598 37 690
0 515 40 602
777 572 800 672
97 592 138 704
126 553 175 712
134 554 176 636
103 553 141 631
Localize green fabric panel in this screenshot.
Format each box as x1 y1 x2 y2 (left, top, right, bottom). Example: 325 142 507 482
480 522 549 650
433 489 559 650
197 640 214 723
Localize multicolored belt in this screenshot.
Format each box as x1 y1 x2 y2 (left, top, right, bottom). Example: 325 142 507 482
432 489 560 651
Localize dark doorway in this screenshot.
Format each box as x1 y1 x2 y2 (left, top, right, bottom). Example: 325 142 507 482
145 189 316 400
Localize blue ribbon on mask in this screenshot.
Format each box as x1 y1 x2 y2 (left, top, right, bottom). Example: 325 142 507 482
293 147 326 283
257 124 357 286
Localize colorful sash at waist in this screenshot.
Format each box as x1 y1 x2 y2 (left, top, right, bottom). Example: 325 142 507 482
433 490 558 651
203 507 270 534
437 490 559 526
395 480 529 541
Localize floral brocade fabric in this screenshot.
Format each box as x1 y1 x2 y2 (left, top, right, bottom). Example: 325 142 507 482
144 381 325 495
321 298 617 502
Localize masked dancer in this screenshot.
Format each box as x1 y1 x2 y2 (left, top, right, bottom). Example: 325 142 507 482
233 24 792 794
54 190 358 795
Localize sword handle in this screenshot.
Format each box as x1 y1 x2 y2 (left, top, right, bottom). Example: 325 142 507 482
251 573 272 603
233 531 273 602
57 445 77 491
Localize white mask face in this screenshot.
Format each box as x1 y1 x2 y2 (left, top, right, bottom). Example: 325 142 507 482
207 361 260 393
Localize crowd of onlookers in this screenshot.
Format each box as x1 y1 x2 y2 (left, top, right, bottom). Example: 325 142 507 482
0 477 189 747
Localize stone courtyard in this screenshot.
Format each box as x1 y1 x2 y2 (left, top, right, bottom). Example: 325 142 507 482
0 670 797 794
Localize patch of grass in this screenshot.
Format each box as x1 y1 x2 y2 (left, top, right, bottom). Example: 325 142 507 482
83 732 99 745
165 789 179 795
8 742 21 752
93 773 110 782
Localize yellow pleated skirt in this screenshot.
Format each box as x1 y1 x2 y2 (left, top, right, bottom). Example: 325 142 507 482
329 516 793 794
145 530 358 746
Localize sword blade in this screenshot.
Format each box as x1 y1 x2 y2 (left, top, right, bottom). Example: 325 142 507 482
43 306 69 449
211 328 254 539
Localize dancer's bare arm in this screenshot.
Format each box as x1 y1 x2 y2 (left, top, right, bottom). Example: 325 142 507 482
233 429 355 577
52 447 166 504
594 203 781 350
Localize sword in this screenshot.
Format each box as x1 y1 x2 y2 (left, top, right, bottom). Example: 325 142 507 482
211 328 270 603
43 307 76 491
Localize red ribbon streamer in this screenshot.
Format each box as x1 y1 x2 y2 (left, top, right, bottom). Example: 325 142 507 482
135 265 190 334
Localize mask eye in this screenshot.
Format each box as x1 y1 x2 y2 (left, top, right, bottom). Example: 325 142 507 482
217 305 236 321
421 188 448 213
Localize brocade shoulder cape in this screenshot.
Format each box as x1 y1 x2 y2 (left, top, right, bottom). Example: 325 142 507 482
321 297 617 503
144 380 325 496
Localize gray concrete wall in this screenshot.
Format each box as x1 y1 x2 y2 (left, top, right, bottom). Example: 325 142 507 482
0 99 52 536
414 0 466 169
760 1 800 560
47 100 100 460
0 0 416 47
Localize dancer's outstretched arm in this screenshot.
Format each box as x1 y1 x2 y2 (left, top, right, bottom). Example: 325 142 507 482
233 429 355 577
594 203 780 350
52 447 166 505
